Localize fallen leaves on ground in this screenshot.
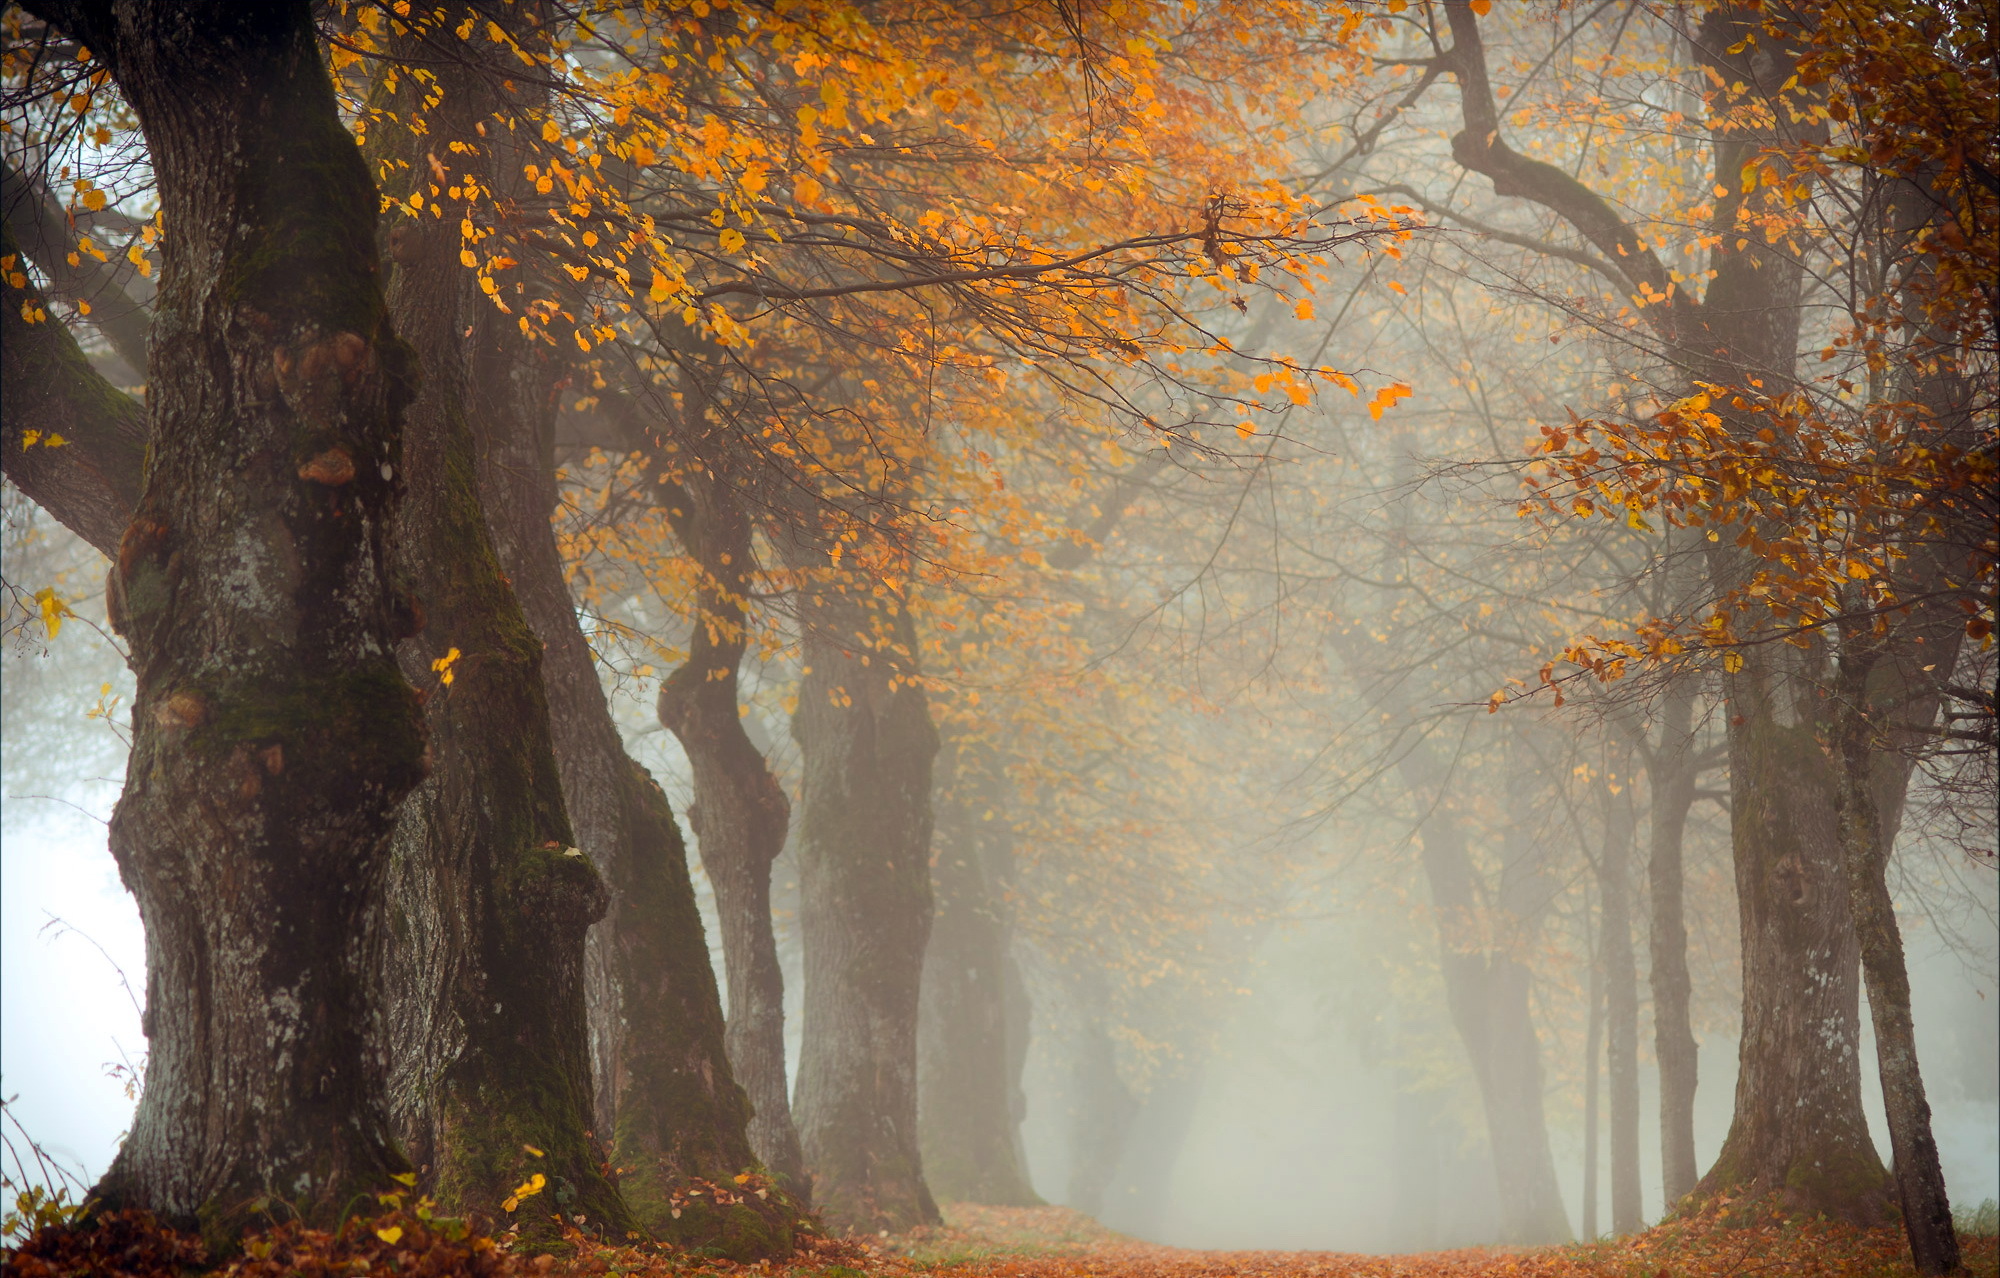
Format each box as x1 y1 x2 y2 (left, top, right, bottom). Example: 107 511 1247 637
7 1196 1995 1277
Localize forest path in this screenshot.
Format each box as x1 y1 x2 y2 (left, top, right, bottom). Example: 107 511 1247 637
862 1204 2000 1278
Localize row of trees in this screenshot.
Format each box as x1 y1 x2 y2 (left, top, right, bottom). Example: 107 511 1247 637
2 0 1992 1271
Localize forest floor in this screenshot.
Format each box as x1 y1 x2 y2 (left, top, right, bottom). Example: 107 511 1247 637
868 1203 2000 1278
9 1197 1998 1277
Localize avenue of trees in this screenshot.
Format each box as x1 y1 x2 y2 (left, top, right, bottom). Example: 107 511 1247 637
1 0 1992 1272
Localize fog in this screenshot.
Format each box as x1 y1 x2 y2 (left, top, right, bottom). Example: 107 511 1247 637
3 0 1996 1257
6 532 1994 1248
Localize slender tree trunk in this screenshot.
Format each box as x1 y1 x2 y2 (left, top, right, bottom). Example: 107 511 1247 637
1645 679 1702 1210
654 466 808 1198
1599 772 1642 1235
790 586 941 1233
1417 800 1573 1244
1835 642 1959 1274
30 0 426 1236
919 741 1041 1206
1583 953 1602 1240
1063 977 1138 1221
367 27 625 1233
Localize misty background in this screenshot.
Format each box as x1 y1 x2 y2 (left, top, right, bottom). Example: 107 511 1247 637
7 499 1993 1250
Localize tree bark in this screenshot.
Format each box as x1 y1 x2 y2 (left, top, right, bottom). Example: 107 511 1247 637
28 0 427 1236
1691 670 1885 1219
1644 678 1702 1210
919 740 1041 1206
789 581 942 1234
1598 769 1642 1235
366 30 625 1235
654 464 809 1199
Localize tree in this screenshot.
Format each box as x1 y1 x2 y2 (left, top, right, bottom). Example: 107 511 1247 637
14 0 426 1236
1409 0 1895 1220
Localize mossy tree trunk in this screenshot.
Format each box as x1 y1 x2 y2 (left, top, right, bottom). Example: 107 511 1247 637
465 328 792 1255
27 0 426 1235
789 580 942 1234
919 740 1041 1206
653 461 809 1200
366 17 626 1237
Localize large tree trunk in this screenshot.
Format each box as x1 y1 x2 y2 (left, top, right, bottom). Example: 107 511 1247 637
29 0 427 1236
654 465 808 1198
919 740 1042 1206
468 332 791 1255
1691 671 1886 1218
790 586 942 1233
1598 769 1642 1235
1644 678 1702 1210
367 29 625 1235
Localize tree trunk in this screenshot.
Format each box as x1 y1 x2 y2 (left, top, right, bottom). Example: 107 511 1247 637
1645 679 1702 1210
654 466 808 1199
1691 668 1887 1219
1412 784 1572 1244
1582 953 1602 1240
790 586 941 1234
367 31 625 1235
919 740 1041 1206
1836 644 1959 1274
1063 977 1138 1221
31 0 426 1236
468 330 792 1256
1599 771 1642 1235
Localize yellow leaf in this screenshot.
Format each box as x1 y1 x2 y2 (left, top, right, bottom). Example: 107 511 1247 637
1293 299 1314 320
1236 420 1256 439
81 188 107 212
35 587 66 639
1386 280 1407 295
1723 651 1744 673
375 1226 403 1245
718 228 746 255
542 119 561 144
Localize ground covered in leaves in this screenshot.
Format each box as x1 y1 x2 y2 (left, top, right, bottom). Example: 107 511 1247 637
7 1197 1997 1277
